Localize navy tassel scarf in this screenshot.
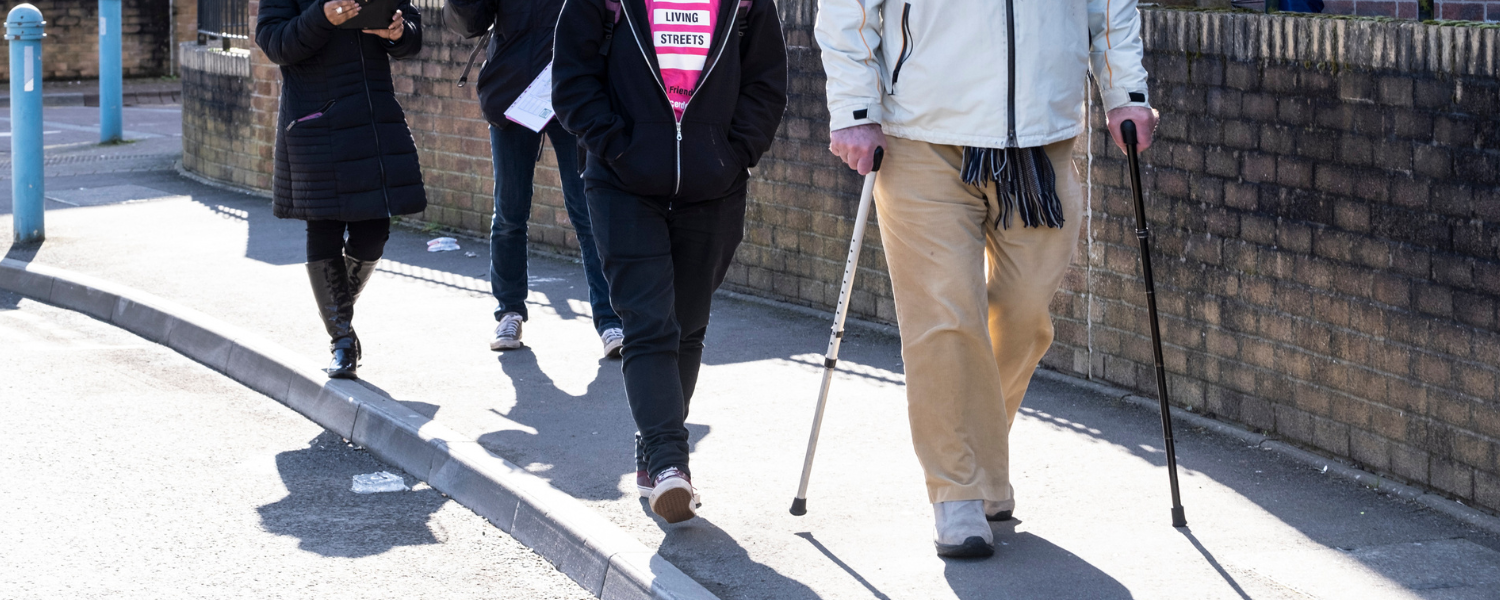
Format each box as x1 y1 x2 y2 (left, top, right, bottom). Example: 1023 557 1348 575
960 146 1065 229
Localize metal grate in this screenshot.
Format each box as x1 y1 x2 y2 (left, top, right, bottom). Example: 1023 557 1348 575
198 0 250 50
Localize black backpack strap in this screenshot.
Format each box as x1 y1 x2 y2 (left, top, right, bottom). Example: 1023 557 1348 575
458 28 493 88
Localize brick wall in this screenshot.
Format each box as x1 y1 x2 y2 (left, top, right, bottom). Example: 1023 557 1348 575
0 0 178 81
181 42 271 191
1045 11 1500 513
182 5 1500 514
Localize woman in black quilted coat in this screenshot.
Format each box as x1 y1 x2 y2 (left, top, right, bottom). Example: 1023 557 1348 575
256 0 426 379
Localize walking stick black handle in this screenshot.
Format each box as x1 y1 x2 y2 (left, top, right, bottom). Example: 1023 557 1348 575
1121 119 1139 149
870 146 885 172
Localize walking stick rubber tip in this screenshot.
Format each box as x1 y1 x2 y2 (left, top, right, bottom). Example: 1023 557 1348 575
790 498 807 516
1172 507 1187 528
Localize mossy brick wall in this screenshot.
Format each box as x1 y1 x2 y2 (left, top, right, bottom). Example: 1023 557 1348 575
0 0 176 81
1044 11 1500 514
182 5 1500 513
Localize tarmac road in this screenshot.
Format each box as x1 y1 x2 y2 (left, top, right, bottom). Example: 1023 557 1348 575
0 290 592 600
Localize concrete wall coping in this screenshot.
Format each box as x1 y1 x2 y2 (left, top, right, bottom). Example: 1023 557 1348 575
1143 8 1500 77
0 257 718 600
180 42 251 78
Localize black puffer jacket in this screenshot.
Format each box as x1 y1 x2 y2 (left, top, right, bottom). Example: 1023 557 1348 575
552 0 787 202
256 0 426 221
443 0 562 128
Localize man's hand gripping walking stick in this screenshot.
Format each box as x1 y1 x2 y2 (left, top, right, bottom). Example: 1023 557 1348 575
1123 120 1188 528
791 147 883 516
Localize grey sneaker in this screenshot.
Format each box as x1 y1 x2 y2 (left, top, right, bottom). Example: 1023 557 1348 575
490 312 524 351
601 327 624 358
934 500 995 558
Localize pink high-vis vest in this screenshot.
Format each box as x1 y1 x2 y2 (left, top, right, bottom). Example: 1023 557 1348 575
645 0 719 120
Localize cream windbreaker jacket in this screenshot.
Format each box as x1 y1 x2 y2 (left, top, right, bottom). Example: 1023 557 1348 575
815 0 1151 149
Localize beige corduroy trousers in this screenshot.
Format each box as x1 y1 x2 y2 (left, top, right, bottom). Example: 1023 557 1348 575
873 134 1084 504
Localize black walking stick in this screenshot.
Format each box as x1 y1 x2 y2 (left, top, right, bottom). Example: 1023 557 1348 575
1122 120 1188 528
791 147 883 516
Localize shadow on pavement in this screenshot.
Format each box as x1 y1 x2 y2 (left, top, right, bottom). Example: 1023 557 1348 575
942 519 1134 600
477 349 712 503
795 532 895 600
256 431 448 558
645 502 821 599
1022 375 1500 593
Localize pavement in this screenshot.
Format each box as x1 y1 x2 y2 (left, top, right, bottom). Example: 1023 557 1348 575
6 103 1500 599
0 78 183 108
0 289 594 599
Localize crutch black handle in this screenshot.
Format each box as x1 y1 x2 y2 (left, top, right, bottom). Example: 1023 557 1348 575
1121 118 1188 529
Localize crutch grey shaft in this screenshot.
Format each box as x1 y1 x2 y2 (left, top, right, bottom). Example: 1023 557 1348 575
791 147 883 516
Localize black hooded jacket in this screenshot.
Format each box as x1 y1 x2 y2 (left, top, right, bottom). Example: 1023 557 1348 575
256 0 427 221
552 0 787 201
443 0 564 128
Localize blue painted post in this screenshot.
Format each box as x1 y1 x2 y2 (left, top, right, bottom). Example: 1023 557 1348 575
98 0 122 143
7 4 46 244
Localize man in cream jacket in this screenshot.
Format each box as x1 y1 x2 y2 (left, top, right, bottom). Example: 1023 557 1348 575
816 0 1158 558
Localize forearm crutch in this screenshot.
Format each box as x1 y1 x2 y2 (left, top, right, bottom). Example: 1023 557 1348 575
1122 120 1188 528
791 147 883 516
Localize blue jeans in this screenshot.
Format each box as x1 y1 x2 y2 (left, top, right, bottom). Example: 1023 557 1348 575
489 121 620 333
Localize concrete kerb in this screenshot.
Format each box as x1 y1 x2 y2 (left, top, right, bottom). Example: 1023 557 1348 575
1033 368 1500 536
0 258 720 600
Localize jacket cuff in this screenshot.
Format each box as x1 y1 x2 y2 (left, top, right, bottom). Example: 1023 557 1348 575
306 0 336 29
1100 88 1150 113
828 101 883 132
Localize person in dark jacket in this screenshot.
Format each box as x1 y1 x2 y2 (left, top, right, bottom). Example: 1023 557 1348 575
256 0 426 379
553 0 787 523
444 0 624 357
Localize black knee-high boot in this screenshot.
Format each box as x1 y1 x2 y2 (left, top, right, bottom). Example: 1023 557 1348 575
345 256 378 303
306 258 358 379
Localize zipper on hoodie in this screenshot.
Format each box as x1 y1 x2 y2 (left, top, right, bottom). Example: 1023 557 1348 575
621 0 738 197
1004 0 1017 148
357 37 393 217
890 4 913 94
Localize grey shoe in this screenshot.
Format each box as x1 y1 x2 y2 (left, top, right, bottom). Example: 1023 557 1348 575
490 312 524 351
601 327 624 358
985 498 1015 522
934 500 995 558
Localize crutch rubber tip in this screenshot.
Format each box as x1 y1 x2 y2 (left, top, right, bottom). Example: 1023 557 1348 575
1172 507 1187 528
790 498 807 516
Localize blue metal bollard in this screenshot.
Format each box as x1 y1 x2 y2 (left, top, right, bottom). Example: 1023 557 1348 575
98 0 122 143
7 4 45 244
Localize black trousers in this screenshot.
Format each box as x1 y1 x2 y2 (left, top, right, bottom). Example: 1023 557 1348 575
587 185 746 479
306 218 391 262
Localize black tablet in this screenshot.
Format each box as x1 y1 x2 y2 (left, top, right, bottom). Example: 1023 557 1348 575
335 0 401 30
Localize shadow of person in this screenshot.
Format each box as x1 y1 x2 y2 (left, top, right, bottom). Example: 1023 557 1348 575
943 519 1135 600
477 349 635 502
641 502 823 600
255 431 449 558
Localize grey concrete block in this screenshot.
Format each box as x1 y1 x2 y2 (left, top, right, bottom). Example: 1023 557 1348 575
111 296 177 344
225 342 294 404
512 500 611 597
351 398 447 482
165 318 235 372
428 442 524 533
285 375 361 439
0 258 56 300
603 551 720 600
47 278 117 321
